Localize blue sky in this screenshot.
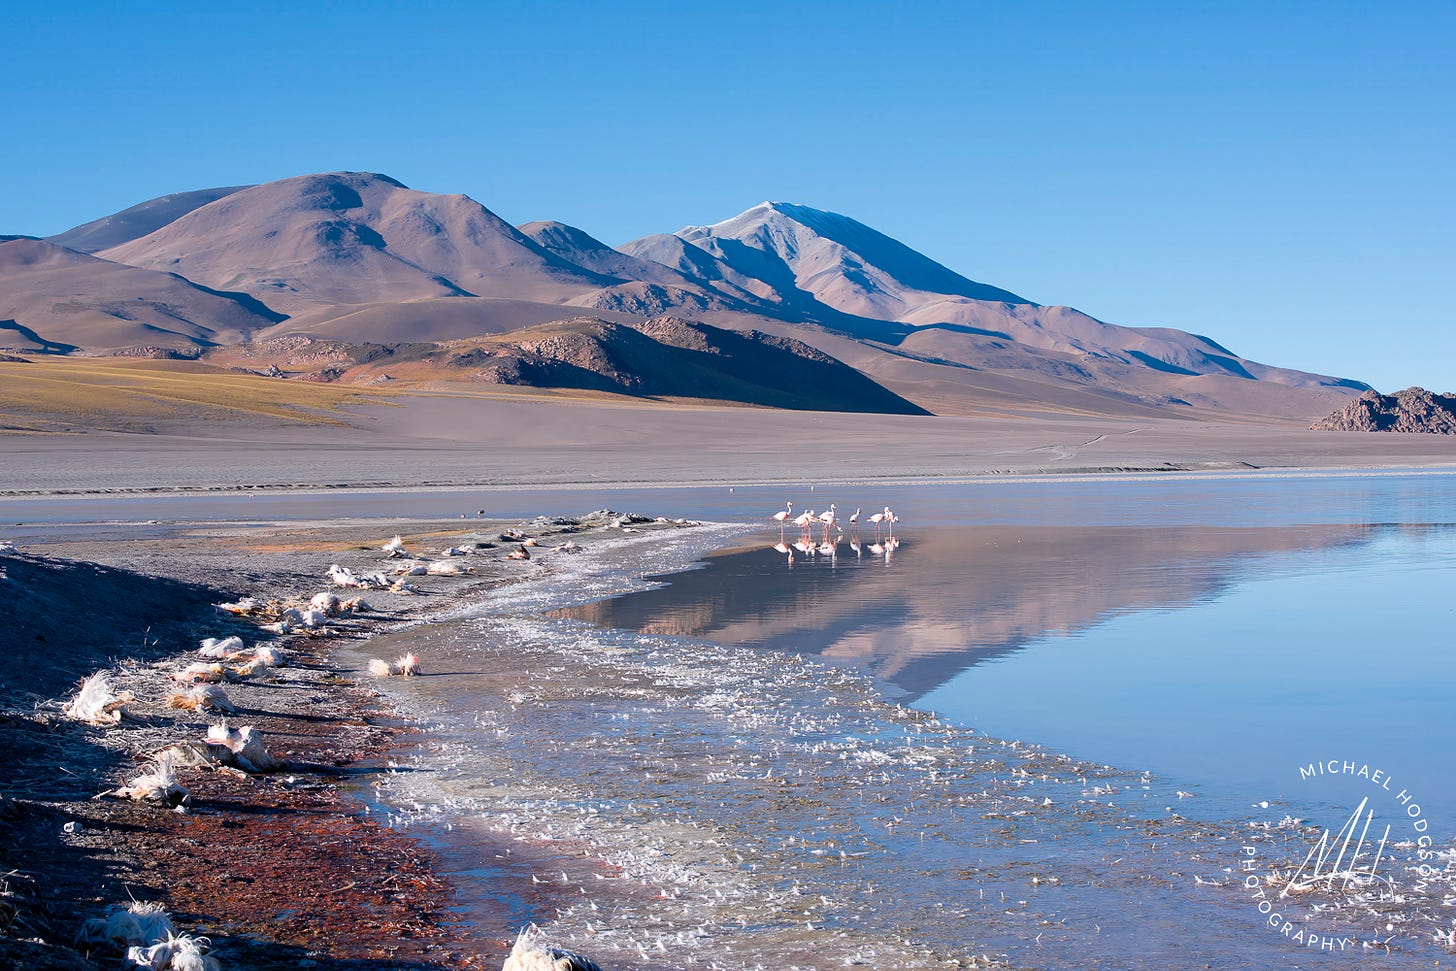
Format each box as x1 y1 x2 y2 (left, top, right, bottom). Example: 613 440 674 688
4 1 1451 392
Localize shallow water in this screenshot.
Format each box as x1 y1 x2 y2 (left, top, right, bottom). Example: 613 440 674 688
355 472 1456 968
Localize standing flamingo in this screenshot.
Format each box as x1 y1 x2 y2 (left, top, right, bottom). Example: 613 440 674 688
817 504 837 541
867 506 890 539
886 508 900 538
792 508 816 537
848 507 861 529
771 500 793 538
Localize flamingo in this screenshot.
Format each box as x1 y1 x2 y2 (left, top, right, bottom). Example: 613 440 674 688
792 508 816 537
817 504 837 541
848 507 861 529
886 508 900 538
771 500 793 537
867 506 890 539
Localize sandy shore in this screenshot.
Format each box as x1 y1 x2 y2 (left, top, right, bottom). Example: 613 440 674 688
4 395 1456 500
0 510 699 969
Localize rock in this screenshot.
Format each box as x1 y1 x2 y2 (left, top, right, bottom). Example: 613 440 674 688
1310 387 1456 434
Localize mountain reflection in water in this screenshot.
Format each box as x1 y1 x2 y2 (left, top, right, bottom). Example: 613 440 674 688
553 522 1369 700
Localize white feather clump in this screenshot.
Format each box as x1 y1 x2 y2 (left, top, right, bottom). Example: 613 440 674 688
205 721 281 773
329 564 390 589
382 535 405 555
126 931 221 971
63 672 134 726
166 684 237 714
251 645 287 668
368 653 420 677
501 925 603 971
426 560 472 575
102 752 189 810
77 899 176 947
198 636 244 658
177 662 225 684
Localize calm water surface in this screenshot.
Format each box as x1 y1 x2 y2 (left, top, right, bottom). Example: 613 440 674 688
344 472 1456 969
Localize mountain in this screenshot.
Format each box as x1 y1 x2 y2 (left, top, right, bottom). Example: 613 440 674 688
676 201 1029 319
1310 387 1456 434
198 316 930 415
1 171 1370 419
99 172 608 314
617 232 784 306
47 185 250 253
664 202 1362 391
0 237 284 353
519 220 769 318
455 315 929 414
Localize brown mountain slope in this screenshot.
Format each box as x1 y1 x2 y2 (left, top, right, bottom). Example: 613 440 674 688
451 316 930 414
99 173 607 315
46 185 251 253
201 317 929 416
0 237 284 353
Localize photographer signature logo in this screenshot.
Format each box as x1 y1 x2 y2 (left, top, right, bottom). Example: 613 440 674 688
1284 795 1390 893
1242 759 1441 952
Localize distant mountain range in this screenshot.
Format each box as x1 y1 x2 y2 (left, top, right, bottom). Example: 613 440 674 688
0 172 1367 418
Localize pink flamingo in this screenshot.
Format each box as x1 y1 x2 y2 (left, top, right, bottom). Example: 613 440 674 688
867 506 890 539
817 504 837 541
771 500 793 538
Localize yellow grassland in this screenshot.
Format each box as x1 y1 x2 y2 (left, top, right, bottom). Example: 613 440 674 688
0 358 397 431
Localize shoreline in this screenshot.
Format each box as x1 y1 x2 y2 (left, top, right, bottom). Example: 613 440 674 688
0 511 700 968
5 461 1456 506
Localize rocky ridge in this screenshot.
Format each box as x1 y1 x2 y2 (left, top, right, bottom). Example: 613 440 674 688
1310 387 1456 434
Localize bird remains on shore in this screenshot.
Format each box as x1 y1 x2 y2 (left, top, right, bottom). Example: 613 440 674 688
382 535 406 556
203 721 282 773
166 683 237 714
126 932 221 971
78 900 175 950
98 751 189 811
63 672 134 726
501 925 603 971
368 652 420 677
198 636 245 658
79 900 224 970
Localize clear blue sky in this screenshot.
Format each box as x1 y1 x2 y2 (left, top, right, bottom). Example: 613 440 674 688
4 1 1451 392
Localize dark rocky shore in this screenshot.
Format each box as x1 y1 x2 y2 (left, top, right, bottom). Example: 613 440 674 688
0 512 692 969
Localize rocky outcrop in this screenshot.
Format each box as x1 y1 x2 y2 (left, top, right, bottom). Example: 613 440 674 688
1310 387 1456 434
